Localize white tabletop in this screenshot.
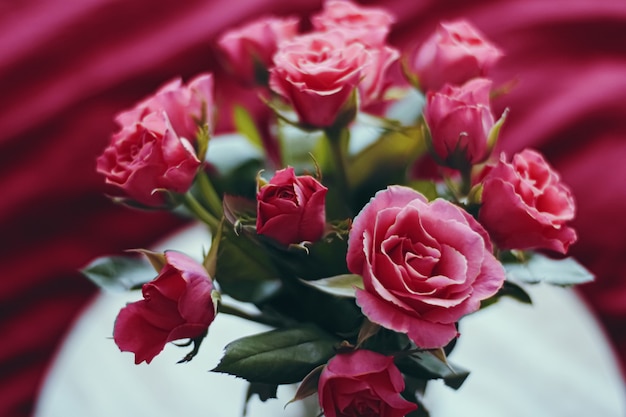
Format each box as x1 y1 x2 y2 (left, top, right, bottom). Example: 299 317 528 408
35 223 626 417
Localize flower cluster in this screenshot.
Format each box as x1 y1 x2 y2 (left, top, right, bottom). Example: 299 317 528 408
87 1 590 416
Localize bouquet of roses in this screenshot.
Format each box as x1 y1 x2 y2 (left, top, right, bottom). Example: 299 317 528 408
84 1 593 416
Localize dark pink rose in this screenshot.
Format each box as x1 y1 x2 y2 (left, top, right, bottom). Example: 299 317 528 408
424 78 496 170
216 16 299 86
318 349 417 417
113 251 217 364
311 0 395 47
347 186 505 349
409 20 502 92
256 167 327 246
115 73 214 142
96 112 201 207
478 149 577 253
269 31 370 128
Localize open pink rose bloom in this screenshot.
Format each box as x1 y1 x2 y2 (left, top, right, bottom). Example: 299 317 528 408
348 186 505 348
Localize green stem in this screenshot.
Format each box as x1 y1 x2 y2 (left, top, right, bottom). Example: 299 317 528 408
325 126 352 215
460 167 472 197
197 170 223 218
183 192 220 232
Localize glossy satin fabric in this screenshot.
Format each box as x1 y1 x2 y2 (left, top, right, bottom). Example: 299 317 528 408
1 1 625 416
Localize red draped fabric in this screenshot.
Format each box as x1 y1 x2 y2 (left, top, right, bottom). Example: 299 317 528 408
1 1 625 416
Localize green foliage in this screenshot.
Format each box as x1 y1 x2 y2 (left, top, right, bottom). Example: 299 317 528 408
215 228 282 304
234 105 264 152
395 350 470 390
212 324 339 384
504 254 594 286
81 255 155 292
481 280 533 308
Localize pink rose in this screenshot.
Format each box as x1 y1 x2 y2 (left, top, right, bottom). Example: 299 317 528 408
358 45 400 109
269 31 370 128
216 16 299 86
311 0 395 47
347 186 505 348
115 73 214 142
256 167 327 246
318 349 417 417
96 112 201 207
423 78 496 170
478 149 577 253
410 20 502 92
113 251 217 364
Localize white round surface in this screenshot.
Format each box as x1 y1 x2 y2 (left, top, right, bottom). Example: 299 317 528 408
35 223 626 417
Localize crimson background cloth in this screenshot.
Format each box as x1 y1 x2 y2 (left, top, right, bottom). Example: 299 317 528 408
1 1 625 416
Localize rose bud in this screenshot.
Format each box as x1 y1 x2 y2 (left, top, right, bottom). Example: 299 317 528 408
347 185 505 349
269 31 370 129
311 0 395 47
115 73 214 144
318 350 417 417
424 78 498 170
408 19 502 92
478 149 577 254
96 111 201 207
256 167 328 246
216 16 299 86
113 251 217 364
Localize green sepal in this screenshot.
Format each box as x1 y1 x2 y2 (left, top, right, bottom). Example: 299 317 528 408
486 107 509 155
81 255 156 292
287 364 325 406
298 274 364 298
212 324 339 384
125 249 166 273
195 123 210 162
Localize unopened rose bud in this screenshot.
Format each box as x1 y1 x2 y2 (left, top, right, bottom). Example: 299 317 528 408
423 78 496 171
256 167 328 246
408 20 502 92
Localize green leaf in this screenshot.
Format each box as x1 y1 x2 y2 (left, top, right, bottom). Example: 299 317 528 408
205 133 264 199
504 254 594 286
243 382 278 416
402 376 429 417
277 119 326 172
407 180 438 201
215 229 282 304
81 255 155 292
395 350 469 390
348 121 427 212
299 274 363 298
212 324 339 384
234 105 264 151
481 280 533 308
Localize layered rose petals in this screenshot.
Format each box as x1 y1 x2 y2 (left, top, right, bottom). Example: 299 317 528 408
347 186 504 348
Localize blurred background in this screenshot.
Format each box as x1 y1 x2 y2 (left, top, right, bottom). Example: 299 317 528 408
1 1 625 416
